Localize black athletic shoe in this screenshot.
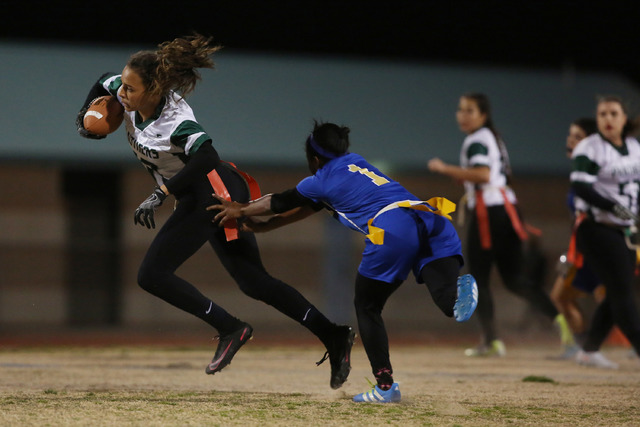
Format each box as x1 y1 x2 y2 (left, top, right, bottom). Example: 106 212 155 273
316 325 356 389
205 323 253 375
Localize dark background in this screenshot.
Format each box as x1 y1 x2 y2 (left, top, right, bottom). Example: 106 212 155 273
4 1 639 82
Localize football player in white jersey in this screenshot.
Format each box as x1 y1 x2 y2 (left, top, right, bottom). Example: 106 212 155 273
75 34 355 388
571 95 640 368
428 93 570 357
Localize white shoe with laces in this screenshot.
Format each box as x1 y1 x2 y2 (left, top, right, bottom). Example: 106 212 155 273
575 350 619 369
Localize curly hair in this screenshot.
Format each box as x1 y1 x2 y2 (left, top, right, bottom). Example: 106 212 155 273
126 34 222 98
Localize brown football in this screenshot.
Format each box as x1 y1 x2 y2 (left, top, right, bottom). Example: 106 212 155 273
83 95 124 135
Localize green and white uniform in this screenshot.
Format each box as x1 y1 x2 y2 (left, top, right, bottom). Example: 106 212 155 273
80 71 343 361
571 133 640 226
460 127 516 209
100 74 211 186
571 133 640 357
460 126 560 347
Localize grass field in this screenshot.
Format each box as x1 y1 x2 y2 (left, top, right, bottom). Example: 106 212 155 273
1 338 639 426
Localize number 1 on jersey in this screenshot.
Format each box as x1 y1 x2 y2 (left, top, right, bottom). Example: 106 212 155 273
348 164 389 186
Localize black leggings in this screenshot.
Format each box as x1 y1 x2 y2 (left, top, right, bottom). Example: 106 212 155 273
354 255 461 376
137 167 334 344
576 220 640 354
467 205 558 344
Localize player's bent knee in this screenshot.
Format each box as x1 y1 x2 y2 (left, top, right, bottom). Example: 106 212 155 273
137 267 168 294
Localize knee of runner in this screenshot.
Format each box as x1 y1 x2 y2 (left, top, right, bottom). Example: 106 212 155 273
425 281 456 317
234 276 271 300
354 297 383 316
137 266 169 293
428 289 455 317
237 283 266 300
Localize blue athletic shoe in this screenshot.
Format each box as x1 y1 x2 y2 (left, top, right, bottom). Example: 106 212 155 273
353 382 401 403
453 274 478 322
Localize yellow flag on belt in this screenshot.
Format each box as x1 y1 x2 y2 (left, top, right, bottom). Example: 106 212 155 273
365 197 456 245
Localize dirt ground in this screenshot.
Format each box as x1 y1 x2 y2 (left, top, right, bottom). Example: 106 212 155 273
0 336 638 426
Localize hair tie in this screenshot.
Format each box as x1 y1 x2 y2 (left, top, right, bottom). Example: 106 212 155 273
307 133 346 159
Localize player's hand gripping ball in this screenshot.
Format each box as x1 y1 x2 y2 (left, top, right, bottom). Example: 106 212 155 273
82 95 124 136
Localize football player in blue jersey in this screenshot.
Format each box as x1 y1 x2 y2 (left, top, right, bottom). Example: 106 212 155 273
209 120 478 403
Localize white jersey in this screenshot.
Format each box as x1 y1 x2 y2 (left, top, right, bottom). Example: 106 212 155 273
101 74 212 186
571 133 640 226
460 127 517 209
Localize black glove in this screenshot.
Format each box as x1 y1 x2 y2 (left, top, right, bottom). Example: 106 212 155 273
75 106 106 140
134 187 168 229
612 203 639 222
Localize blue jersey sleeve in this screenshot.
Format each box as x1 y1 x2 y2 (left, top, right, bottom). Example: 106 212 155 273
296 176 323 203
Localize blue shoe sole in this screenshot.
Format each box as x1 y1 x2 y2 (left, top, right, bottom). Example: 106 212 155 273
454 274 478 322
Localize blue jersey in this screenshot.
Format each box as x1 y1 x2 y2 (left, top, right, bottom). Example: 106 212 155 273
296 152 463 283
296 153 417 235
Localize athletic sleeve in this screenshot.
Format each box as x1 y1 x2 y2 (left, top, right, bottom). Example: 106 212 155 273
79 72 115 110
466 141 490 168
270 188 324 213
570 143 615 211
570 150 599 186
571 181 616 211
170 120 211 155
295 175 324 203
163 140 221 195
100 73 122 96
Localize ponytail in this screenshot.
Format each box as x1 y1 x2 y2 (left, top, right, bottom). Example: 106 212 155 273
127 33 222 98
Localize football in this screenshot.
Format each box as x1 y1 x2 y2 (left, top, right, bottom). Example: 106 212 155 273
83 95 124 135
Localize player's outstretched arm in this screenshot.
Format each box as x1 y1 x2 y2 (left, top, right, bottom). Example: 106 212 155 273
207 191 319 232
428 158 490 183
208 193 273 225
244 206 317 233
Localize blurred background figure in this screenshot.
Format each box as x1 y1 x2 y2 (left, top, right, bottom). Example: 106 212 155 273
428 93 570 357
549 117 606 359
570 95 640 369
